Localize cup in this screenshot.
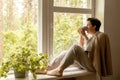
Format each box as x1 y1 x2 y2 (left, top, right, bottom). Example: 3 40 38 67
82 26 87 31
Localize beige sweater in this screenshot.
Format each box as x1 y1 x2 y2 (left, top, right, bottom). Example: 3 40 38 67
89 32 113 78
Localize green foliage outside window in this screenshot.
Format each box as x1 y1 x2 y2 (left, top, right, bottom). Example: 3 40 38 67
2 24 37 57
1 0 38 57
53 13 91 56
1 0 91 59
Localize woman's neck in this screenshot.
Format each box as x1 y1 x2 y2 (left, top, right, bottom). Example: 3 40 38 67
90 30 97 35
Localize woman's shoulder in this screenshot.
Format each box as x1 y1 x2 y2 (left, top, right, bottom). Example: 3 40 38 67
96 31 108 36
95 31 109 40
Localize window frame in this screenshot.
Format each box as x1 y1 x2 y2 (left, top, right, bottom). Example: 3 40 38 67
40 0 95 57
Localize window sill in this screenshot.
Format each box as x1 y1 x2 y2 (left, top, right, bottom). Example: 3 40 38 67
0 68 95 80
37 69 95 80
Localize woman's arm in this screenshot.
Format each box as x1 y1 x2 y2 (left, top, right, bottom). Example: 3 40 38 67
78 27 89 47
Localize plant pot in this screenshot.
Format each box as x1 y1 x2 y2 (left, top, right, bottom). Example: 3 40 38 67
14 70 28 78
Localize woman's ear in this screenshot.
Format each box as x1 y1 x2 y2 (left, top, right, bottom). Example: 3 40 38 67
93 26 96 30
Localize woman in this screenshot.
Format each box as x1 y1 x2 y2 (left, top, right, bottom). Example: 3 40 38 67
43 18 113 78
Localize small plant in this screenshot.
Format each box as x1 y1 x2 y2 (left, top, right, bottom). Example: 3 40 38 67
0 46 49 79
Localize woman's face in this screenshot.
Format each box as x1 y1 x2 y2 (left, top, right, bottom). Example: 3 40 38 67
86 21 96 34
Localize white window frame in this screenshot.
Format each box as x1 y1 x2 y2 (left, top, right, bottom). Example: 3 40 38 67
39 0 95 57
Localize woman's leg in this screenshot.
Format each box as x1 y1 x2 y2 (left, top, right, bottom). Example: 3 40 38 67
47 44 95 76
48 50 67 70
35 51 67 74
61 44 95 71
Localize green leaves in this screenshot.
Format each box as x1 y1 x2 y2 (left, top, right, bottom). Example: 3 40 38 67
0 46 49 79
28 53 48 72
54 13 83 55
2 24 37 57
1 27 48 79
0 60 11 77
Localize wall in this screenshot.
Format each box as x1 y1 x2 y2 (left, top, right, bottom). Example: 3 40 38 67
95 0 105 32
96 0 120 80
104 0 120 79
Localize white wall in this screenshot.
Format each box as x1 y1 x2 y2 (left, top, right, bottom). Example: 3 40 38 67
95 0 105 32
96 0 120 80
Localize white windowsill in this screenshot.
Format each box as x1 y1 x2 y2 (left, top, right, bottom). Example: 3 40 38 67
0 67 95 80
37 69 95 80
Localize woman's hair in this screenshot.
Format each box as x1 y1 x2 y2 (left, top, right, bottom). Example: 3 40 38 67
87 18 101 31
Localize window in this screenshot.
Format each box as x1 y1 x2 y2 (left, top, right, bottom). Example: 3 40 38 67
53 12 91 55
0 0 95 61
42 0 95 57
0 0 38 60
54 0 92 9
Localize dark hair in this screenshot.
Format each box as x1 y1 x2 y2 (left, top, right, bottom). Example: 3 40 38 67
87 17 101 31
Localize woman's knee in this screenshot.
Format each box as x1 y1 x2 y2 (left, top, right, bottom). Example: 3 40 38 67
72 44 81 49
71 44 85 54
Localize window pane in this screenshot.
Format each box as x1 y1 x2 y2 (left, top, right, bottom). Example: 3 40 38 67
53 12 91 56
54 0 92 9
0 0 38 59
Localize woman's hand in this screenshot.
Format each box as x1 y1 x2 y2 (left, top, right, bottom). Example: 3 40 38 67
77 27 86 37
78 27 89 43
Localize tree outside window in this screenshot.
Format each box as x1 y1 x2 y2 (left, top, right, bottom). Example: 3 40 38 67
0 0 38 60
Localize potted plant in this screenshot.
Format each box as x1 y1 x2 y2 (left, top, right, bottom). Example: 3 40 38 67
0 46 49 79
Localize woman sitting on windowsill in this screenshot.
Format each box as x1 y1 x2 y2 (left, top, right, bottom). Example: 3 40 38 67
36 17 113 80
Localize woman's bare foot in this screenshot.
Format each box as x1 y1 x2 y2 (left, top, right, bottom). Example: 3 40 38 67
46 68 63 77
